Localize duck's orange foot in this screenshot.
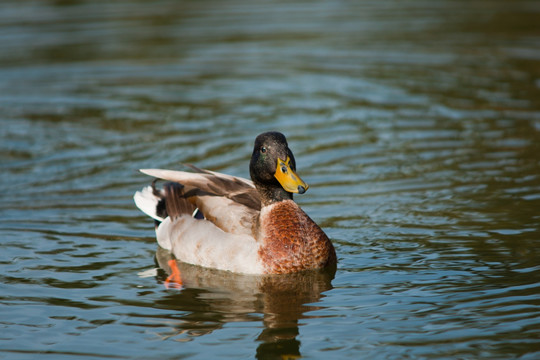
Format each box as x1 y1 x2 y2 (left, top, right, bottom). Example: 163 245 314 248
164 259 183 290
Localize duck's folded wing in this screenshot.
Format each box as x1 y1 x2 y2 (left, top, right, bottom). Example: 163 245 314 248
140 168 261 236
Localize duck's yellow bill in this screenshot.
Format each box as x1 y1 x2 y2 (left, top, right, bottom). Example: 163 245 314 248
274 156 309 194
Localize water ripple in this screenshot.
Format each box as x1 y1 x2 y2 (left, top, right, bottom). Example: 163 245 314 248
1 0 540 359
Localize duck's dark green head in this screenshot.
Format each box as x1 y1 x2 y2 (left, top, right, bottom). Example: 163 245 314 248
249 132 308 205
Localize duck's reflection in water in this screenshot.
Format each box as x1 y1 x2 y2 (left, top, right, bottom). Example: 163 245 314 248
152 247 335 359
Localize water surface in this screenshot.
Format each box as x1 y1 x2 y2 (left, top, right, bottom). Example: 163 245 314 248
1 0 540 359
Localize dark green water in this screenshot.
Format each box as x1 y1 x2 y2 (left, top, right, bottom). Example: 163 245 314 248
1 0 539 359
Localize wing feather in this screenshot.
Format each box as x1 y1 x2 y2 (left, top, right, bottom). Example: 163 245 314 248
139 168 261 236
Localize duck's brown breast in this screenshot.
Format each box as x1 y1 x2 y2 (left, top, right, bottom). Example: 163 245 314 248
257 200 337 274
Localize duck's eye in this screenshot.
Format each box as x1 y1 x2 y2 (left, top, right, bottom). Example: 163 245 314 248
260 146 267 154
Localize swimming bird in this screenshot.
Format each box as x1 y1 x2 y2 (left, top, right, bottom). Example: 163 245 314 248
134 131 336 274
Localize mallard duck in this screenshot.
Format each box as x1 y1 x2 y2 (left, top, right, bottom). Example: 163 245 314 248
134 131 336 274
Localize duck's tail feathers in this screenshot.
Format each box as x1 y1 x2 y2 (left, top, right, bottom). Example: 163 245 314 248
134 181 167 222
161 182 198 220
134 181 202 223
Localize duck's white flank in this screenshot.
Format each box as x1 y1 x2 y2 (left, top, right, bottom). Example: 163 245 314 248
156 215 264 274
